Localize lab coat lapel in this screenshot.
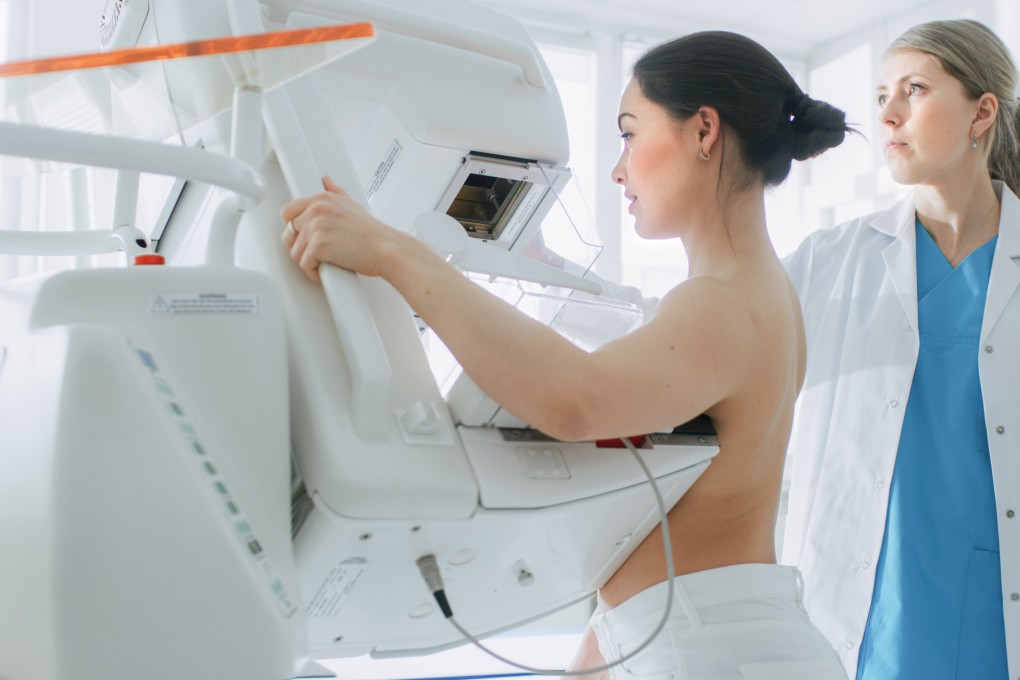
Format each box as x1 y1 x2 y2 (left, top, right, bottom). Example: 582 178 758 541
981 184 1020 344
875 195 919 332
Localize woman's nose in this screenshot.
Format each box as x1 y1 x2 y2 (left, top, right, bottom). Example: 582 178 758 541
611 156 626 185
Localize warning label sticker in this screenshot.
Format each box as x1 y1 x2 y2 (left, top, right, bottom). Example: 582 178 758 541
305 557 368 618
149 293 261 315
365 139 403 200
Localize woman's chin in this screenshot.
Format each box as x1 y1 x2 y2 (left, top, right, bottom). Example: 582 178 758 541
885 163 923 188
634 226 670 240
632 220 657 239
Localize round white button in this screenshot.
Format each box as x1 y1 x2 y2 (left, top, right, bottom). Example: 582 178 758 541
408 602 435 619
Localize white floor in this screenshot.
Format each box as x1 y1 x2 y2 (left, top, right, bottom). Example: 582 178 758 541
318 600 593 679
320 630 583 679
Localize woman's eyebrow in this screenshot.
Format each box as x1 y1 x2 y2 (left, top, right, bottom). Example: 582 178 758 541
877 73 928 91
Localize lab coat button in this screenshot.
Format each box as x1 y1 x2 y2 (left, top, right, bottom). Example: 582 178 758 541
985 345 994 354
889 399 899 408
1012 593 1020 602
845 640 854 650
1008 510 1016 519
876 480 885 490
861 560 870 569
997 426 1006 435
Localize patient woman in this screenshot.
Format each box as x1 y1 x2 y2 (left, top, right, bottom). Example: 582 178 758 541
282 31 850 679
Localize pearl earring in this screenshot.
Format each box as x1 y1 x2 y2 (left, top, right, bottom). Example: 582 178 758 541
972 132 979 150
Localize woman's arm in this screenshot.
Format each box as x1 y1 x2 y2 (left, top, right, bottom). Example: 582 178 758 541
282 179 753 440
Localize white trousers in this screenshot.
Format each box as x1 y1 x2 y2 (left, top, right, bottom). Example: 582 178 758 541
590 564 848 680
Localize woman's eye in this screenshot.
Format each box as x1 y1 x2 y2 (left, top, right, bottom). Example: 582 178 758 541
908 83 925 95
877 94 888 107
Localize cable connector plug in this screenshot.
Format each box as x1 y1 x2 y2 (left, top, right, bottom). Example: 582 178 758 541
416 554 453 618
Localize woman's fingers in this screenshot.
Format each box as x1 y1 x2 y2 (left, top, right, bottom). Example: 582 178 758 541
322 175 344 193
280 177 387 281
281 176 346 221
298 237 323 283
281 219 322 283
281 221 296 247
281 194 319 223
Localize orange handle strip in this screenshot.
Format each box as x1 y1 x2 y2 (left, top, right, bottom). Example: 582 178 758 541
0 23 374 78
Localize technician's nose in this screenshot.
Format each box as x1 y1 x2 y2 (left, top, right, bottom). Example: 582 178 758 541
881 95 903 128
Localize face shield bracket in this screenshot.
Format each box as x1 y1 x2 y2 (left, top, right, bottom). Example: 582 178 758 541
434 153 570 251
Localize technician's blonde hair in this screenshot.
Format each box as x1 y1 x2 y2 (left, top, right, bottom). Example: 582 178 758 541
890 19 1020 195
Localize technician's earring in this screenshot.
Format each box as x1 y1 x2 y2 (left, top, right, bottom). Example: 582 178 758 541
972 132 979 149
698 147 711 161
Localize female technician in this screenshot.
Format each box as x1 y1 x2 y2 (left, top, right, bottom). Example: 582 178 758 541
782 18 1020 680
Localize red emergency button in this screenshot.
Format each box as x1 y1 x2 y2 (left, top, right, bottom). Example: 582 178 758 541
595 435 649 449
134 254 165 265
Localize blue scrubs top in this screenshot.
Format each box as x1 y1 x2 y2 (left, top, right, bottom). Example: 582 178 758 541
857 220 1006 679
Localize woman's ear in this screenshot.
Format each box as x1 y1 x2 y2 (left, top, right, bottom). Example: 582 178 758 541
973 92 999 139
696 106 722 158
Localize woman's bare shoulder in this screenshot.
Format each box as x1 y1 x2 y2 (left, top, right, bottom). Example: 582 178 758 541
652 274 756 333
650 269 801 381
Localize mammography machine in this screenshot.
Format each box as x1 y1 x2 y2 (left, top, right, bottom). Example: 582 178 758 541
0 1 718 677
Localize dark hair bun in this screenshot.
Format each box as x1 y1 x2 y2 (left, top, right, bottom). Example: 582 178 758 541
787 92 848 161
634 31 853 186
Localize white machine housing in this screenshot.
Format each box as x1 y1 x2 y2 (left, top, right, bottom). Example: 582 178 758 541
229 0 717 657
0 266 305 680
0 0 719 671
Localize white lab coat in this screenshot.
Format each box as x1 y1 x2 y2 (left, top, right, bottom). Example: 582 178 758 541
781 181 1020 679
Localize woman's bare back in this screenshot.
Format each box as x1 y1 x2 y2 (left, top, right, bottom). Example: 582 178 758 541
599 254 806 608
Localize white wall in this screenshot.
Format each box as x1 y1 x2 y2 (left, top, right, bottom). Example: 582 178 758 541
7 0 105 60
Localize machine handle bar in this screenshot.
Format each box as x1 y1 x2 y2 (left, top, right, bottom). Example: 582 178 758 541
0 121 264 202
262 0 549 89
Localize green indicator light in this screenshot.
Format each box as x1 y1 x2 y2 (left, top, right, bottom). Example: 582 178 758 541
247 540 263 556
192 442 205 455
214 481 228 494
170 402 184 416
203 462 216 475
226 501 239 514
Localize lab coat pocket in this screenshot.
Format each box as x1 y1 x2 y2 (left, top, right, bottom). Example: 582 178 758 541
956 547 1008 680
739 658 847 679
613 646 681 679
